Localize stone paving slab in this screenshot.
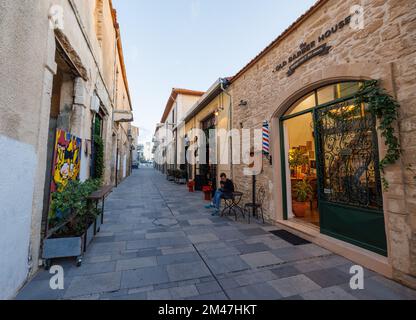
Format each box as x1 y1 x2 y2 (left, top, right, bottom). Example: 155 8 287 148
16 168 416 300
167 261 211 282
268 275 322 298
64 272 122 298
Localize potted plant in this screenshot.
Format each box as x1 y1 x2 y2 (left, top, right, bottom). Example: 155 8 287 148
42 179 101 268
187 180 195 192
292 179 313 218
289 148 309 180
202 185 213 201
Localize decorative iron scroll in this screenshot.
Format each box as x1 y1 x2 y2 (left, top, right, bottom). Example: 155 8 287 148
315 99 383 210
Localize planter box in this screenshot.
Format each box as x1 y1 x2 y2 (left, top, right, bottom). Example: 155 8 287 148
42 222 95 268
95 214 103 234
42 235 85 268
85 223 95 248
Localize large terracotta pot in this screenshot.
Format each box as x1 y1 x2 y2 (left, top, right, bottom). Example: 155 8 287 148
202 186 212 201
292 201 308 218
187 181 195 192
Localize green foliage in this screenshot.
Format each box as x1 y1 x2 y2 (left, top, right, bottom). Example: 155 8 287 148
294 179 313 202
289 148 309 179
354 80 401 190
289 149 309 168
49 179 102 237
93 135 105 180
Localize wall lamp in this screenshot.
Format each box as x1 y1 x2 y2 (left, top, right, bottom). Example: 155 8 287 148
214 106 225 116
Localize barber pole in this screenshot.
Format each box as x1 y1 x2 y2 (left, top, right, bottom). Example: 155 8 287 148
262 121 270 155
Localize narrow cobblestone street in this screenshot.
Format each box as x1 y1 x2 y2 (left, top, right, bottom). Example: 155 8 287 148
17 169 416 300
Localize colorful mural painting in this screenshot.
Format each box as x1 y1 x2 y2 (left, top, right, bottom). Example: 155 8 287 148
51 129 82 193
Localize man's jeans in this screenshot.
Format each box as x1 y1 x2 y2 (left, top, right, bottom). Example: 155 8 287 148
213 189 223 210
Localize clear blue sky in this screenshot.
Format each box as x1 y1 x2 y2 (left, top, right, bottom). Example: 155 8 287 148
113 0 317 143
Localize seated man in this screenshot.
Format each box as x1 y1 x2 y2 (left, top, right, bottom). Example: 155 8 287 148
205 173 235 216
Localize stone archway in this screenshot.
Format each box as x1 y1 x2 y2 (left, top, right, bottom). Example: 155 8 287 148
268 63 398 260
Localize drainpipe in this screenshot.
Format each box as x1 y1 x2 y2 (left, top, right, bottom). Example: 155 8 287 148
113 32 120 103
115 132 119 187
113 30 120 187
220 78 233 180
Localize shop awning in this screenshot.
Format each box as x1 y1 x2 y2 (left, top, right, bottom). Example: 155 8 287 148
114 110 133 123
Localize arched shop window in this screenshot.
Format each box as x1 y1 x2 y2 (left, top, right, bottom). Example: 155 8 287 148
280 81 387 257
287 82 361 115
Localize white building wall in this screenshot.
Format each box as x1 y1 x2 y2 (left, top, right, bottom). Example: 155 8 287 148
0 136 37 299
0 0 53 299
0 0 132 298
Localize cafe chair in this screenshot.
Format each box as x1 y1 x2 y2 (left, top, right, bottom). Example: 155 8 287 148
244 186 266 224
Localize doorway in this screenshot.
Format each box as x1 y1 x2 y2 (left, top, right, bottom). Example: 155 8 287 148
280 82 387 256
197 114 217 193
41 42 79 239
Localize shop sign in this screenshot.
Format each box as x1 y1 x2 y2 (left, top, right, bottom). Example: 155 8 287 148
273 15 352 76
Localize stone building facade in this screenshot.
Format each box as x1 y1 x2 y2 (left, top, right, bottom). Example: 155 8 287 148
154 89 204 174
184 79 232 190
0 0 134 298
228 0 416 288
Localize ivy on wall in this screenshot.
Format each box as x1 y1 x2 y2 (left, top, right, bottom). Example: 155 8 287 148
354 80 401 190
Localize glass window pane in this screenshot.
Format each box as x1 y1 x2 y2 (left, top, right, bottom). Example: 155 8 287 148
286 82 361 116
288 93 316 115
283 112 320 226
317 85 336 105
337 82 361 99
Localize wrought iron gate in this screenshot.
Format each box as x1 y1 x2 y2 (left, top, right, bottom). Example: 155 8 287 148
315 99 383 209
315 98 387 256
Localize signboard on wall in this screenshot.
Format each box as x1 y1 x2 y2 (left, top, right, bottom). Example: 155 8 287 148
273 15 352 77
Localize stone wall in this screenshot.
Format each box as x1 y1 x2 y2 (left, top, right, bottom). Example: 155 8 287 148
0 0 134 298
184 92 232 186
0 0 53 300
229 0 416 288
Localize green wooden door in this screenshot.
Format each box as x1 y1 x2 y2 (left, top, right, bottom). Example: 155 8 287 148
314 99 388 256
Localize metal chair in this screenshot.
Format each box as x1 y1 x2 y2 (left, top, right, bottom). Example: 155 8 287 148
221 182 245 221
244 186 266 224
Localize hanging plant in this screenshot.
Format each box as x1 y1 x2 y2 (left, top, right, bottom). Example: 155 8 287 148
93 134 105 180
354 80 401 190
